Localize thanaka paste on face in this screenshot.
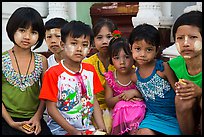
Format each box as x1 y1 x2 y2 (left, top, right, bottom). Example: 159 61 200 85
176 40 202 59
15 31 23 40
175 42 181 53
194 40 202 52
176 42 190 58
15 31 38 41
184 35 188 45
83 47 89 56
65 44 89 57
50 29 56 34
65 44 75 56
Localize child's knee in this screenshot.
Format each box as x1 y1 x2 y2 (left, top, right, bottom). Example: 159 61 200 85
137 128 156 135
175 96 196 112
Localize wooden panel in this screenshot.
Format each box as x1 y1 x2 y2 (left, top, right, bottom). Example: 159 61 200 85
90 2 139 38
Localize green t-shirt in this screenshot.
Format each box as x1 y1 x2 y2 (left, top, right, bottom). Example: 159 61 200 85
168 56 202 88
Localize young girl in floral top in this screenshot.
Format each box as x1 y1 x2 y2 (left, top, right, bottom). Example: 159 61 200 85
2 7 51 135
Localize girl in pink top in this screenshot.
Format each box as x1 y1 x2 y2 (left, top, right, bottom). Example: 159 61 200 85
104 35 146 135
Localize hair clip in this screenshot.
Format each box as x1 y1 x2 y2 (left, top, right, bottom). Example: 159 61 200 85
112 29 122 38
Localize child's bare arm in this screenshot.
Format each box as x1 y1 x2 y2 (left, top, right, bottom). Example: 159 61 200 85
105 83 121 108
46 100 83 135
2 103 34 134
93 95 106 131
164 62 178 91
27 100 46 135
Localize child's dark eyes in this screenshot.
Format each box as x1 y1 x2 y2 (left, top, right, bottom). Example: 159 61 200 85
83 43 89 47
134 47 140 51
176 37 183 40
18 28 26 32
31 31 38 35
71 42 77 45
46 36 51 39
176 35 198 40
113 56 119 60
113 55 130 60
70 42 89 48
17 28 38 35
146 48 153 52
107 35 113 39
96 35 112 40
190 36 198 39
96 36 102 40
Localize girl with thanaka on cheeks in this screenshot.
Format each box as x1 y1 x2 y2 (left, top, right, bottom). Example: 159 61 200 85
129 23 181 135
168 10 202 135
2 7 51 135
104 36 146 135
82 18 117 133
39 20 106 135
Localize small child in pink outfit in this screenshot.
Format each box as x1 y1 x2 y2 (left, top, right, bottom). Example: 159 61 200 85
104 36 146 135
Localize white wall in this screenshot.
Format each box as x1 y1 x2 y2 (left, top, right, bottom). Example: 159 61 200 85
2 2 48 52
2 2 198 53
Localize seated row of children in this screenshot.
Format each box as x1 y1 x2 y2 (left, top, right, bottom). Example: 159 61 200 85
2 7 202 135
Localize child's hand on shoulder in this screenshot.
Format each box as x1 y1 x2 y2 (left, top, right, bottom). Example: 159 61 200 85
175 79 202 100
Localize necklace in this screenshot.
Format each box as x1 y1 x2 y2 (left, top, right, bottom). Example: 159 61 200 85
97 61 108 77
114 71 132 87
12 48 32 91
97 53 109 77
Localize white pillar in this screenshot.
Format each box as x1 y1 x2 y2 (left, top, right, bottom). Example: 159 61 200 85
132 2 173 29
184 2 202 13
46 2 69 21
67 2 77 20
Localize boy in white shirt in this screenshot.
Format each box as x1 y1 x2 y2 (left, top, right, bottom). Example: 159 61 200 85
44 17 68 68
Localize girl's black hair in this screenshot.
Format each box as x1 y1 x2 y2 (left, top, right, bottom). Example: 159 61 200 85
108 37 132 65
45 17 68 30
92 18 117 37
129 23 160 51
6 7 45 50
61 20 94 45
172 10 202 40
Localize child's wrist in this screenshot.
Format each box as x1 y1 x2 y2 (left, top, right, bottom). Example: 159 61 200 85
97 128 106 132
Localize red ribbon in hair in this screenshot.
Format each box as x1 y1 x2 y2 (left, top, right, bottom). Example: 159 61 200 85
112 29 122 38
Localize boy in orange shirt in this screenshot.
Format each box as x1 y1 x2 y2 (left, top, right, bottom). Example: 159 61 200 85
39 20 106 135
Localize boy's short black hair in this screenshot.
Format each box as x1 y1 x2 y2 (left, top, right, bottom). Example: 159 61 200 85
129 23 160 51
61 20 94 45
6 7 45 50
45 17 68 30
172 10 202 40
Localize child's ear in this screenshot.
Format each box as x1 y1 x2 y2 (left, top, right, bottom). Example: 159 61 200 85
87 45 91 55
60 41 65 50
155 45 161 58
129 44 132 50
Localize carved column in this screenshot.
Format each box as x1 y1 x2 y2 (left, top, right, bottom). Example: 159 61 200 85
132 2 173 58
184 2 202 13
46 2 69 21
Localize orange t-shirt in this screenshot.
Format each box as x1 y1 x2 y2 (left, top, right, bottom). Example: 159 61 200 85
39 61 104 131
39 61 104 102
